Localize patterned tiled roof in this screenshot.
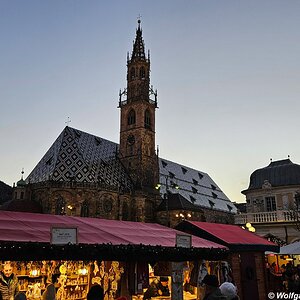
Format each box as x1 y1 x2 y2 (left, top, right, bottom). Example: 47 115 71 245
26 127 133 191
26 126 237 213
158 158 237 213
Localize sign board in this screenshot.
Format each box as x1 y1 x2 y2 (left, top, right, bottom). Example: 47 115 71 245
51 227 78 245
176 233 192 248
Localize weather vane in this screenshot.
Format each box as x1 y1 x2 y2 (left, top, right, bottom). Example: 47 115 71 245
65 117 71 126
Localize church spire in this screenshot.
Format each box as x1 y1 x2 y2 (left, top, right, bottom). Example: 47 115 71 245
131 19 147 61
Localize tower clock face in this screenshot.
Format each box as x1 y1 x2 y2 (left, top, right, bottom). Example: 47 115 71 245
127 135 135 145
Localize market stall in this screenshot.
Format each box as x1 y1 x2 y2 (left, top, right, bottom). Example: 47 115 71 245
0 211 228 300
176 220 279 300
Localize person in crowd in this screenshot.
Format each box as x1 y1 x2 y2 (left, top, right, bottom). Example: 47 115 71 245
42 273 59 300
143 280 158 299
219 282 239 300
87 284 104 300
156 277 170 296
202 274 226 300
0 261 19 300
143 277 170 299
14 292 27 300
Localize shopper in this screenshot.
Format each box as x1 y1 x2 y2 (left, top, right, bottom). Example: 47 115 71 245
0 261 19 300
87 284 104 300
202 274 226 300
219 282 239 300
42 274 59 300
14 292 27 300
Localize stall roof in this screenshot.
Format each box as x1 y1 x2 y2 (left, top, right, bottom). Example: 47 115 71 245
176 220 279 252
0 211 228 261
277 241 300 255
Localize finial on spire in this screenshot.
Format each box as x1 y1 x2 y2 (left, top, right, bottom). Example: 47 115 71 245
270 158 273 162
137 14 142 25
288 155 290 159
21 168 24 179
65 117 71 126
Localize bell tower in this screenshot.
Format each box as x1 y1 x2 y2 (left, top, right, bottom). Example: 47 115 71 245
119 20 158 190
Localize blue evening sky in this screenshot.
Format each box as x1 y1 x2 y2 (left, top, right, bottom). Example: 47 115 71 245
1 1 300 202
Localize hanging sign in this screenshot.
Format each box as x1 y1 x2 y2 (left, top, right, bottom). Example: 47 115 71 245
176 233 192 248
51 226 78 245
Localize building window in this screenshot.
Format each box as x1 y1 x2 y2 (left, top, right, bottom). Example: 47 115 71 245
20 191 24 200
198 172 203 179
140 67 145 79
128 109 136 125
130 67 135 80
144 109 151 129
80 200 89 217
122 202 129 221
55 195 66 215
211 184 216 190
266 196 276 211
192 179 198 185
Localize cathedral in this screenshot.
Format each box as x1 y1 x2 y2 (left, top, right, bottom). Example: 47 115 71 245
6 21 237 227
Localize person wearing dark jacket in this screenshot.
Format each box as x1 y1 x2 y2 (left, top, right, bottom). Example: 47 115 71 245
0 262 19 300
202 274 226 300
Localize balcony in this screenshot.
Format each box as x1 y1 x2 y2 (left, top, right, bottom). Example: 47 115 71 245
234 210 295 225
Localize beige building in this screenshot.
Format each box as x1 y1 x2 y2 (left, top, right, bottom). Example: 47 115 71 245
235 158 300 244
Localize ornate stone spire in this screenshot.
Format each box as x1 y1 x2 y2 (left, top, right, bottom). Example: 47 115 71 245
131 19 146 61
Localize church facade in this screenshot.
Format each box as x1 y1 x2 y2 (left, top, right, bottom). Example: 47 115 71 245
7 21 237 227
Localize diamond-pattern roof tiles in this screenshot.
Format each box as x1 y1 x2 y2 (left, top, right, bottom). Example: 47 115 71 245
26 127 236 213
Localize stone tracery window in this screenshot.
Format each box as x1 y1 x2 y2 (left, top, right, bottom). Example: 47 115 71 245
144 109 151 129
55 195 66 215
128 109 136 125
81 200 90 217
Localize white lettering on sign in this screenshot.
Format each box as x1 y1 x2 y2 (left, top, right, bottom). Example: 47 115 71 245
51 227 78 245
176 233 192 248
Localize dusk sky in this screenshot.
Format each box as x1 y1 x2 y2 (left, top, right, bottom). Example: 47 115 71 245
1 1 300 203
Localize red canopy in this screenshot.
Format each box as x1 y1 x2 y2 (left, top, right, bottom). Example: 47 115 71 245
0 211 226 249
176 221 279 252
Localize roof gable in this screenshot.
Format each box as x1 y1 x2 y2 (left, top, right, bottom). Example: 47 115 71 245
26 127 133 191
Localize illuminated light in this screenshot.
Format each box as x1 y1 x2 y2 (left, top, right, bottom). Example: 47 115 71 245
30 269 38 277
155 184 161 190
286 258 293 261
241 226 245 229
79 267 88 275
180 213 184 218
175 214 179 217
249 227 256 232
246 222 252 228
67 205 73 210
187 213 192 218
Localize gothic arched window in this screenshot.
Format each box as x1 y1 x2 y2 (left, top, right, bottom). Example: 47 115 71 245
122 202 129 221
128 109 136 125
130 67 135 80
55 195 66 215
139 67 145 79
144 109 151 129
81 200 90 217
